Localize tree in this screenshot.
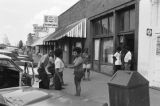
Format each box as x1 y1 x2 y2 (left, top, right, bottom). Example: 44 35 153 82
27 33 34 46
19 40 23 49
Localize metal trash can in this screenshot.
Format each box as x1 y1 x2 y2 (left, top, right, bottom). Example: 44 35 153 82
108 71 150 106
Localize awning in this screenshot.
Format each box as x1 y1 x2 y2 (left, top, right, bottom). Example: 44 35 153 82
31 35 49 47
44 18 86 41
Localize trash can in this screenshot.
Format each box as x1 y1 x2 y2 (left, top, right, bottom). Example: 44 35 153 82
108 71 150 106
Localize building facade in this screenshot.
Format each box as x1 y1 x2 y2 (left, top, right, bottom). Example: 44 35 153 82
87 0 137 75
87 0 160 87
44 0 160 87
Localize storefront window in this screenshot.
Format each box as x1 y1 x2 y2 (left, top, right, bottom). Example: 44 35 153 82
109 16 114 35
102 18 108 35
101 38 113 64
124 11 130 31
130 9 135 30
94 20 102 35
118 8 135 32
94 39 100 60
119 12 125 31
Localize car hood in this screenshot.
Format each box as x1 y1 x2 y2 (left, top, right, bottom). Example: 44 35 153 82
0 87 101 106
1 87 51 106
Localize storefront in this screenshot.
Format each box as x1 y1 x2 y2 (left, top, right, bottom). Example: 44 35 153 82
87 0 160 87
44 18 86 64
89 1 137 75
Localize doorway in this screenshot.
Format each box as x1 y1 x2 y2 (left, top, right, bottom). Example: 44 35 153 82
118 33 135 70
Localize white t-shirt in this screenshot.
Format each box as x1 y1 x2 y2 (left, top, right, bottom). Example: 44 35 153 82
114 52 122 65
124 51 132 63
55 57 65 72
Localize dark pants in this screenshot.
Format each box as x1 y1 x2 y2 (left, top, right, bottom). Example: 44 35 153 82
54 72 62 90
114 65 121 74
59 71 64 84
124 63 131 70
39 72 50 89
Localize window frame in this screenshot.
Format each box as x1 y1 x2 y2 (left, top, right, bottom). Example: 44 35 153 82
118 8 135 33
93 14 114 37
100 37 114 65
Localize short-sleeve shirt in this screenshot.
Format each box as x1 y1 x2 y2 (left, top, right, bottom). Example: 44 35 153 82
124 51 132 63
114 52 122 65
73 56 83 72
55 57 65 72
38 54 49 68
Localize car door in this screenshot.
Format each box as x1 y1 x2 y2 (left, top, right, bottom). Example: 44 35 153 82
0 59 20 88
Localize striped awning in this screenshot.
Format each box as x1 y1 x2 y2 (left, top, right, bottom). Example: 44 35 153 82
44 18 86 41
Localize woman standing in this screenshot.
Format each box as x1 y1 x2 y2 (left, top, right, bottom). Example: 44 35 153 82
68 47 84 96
82 49 91 81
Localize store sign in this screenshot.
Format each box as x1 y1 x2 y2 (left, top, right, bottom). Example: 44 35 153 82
44 15 58 28
33 25 48 32
147 28 152 36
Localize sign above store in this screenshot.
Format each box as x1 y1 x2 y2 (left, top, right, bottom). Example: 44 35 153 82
33 24 48 32
44 15 58 28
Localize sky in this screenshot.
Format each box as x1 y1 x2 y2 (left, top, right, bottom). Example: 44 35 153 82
0 0 79 46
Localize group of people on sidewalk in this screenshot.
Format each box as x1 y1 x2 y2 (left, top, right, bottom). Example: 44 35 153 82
37 47 91 96
113 46 132 74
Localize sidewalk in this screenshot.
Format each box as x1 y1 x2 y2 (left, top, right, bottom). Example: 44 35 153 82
62 68 160 106
32 54 160 106
62 68 110 104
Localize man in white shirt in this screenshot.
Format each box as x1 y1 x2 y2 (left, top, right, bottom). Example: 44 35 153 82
124 46 132 70
113 47 122 74
55 57 65 73
54 48 65 90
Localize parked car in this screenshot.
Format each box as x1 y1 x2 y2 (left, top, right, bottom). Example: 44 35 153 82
0 54 33 89
0 50 19 61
